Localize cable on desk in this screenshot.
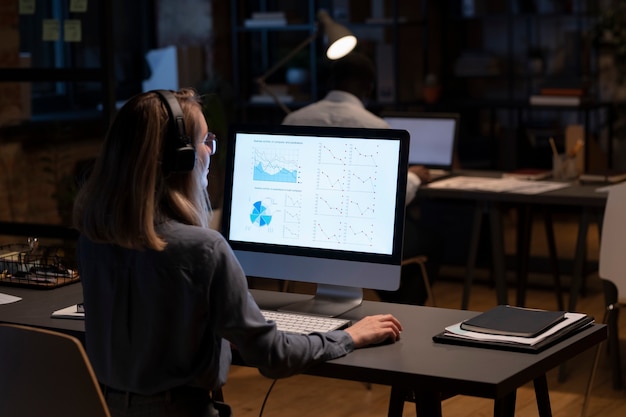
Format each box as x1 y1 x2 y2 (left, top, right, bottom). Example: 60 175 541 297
259 379 278 417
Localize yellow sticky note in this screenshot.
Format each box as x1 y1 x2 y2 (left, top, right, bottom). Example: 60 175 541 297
19 0 36 14
70 0 88 13
64 20 82 42
42 19 60 42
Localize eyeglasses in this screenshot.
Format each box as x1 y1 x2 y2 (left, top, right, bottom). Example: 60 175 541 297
203 132 217 156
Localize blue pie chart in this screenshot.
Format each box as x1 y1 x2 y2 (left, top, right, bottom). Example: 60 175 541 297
250 201 272 226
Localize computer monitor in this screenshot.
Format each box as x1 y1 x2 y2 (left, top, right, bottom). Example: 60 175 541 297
221 124 410 317
383 112 459 169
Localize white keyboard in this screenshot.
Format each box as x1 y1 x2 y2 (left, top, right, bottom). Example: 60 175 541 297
261 309 351 334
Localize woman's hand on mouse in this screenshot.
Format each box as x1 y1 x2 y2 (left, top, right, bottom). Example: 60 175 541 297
344 314 402 348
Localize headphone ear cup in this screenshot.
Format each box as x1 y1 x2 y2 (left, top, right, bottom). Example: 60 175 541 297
167 143 196 172
153 90 196 173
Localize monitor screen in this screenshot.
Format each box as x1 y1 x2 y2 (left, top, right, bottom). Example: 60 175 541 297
221 124 409 316
383 113 459 169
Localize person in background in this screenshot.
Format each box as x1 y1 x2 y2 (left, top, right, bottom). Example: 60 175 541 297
72 88 402 417
283 52 443 306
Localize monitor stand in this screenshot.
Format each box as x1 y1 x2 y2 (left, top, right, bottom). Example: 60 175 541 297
278 284 363 317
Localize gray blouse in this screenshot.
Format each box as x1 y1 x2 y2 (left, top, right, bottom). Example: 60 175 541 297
78 220 354 395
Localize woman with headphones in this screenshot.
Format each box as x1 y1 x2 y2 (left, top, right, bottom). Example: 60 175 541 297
73 88 402 417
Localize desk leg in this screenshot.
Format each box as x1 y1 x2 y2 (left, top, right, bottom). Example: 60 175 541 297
493 390 516 417
388 387 443 417
516 205 532 307
569 209 590 312
387 386 406 417
489 202 508 305
561 209 591 381
414 390 442 417
533 374 553 417
462 203 484 310
513 206 564 310
544 211 564 311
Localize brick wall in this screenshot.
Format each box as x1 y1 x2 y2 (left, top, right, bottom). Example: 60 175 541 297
0 1 27 126
0 135 102 227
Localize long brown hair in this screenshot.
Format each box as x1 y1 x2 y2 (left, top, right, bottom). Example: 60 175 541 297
73 89 212 250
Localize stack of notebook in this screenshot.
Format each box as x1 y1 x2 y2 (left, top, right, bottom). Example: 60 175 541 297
433 305 594 353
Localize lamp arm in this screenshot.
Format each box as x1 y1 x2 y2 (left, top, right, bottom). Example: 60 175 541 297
256 30 319 85
255 30 318 115
256 82 292 115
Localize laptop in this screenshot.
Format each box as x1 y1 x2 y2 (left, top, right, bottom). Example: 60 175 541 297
383 112 460 181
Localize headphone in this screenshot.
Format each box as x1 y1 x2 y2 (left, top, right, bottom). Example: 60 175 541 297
153 89 196 173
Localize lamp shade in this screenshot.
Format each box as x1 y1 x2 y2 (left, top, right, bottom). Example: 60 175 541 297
317 10 357 60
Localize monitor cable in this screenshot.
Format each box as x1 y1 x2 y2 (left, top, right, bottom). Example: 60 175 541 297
258 378 278 417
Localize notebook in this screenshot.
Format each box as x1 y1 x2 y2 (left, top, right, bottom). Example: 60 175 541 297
383 112 459 181
459 305 566 338
433 312 593 353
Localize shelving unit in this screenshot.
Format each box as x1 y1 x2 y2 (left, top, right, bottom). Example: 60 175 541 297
229 1 612 170
0 0 116 241
229 0 431 124
435 1 609 170
230 0 318 124
0 0 116 125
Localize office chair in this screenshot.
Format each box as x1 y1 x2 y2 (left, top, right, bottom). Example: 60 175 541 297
0 323 111 417
581 181 626 417
402 255 436 306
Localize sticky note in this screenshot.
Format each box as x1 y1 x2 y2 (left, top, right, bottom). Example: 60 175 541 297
19 0 36 14
70 0 88 13
42 19 60 42
64 20 82 42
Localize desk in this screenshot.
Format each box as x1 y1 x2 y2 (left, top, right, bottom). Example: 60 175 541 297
417 171 607 311
0 283 84 341
0 284 607 417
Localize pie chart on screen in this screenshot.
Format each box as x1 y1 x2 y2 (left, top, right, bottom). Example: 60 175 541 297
250 201 272 226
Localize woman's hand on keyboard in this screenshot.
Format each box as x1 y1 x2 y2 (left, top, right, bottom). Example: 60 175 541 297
344 314 403 348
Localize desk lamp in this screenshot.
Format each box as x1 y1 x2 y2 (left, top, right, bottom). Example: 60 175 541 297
256 9 357 114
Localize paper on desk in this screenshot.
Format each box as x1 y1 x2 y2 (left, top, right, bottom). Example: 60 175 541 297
51 304 85 320
443 312 589 346
428 176 569 194
503 179 570 194
594 184 623 193
0 292 21 304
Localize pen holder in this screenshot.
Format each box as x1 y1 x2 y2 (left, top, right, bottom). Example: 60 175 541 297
552 154 579 180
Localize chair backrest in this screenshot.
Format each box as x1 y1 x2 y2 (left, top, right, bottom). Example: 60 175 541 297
599 181 626 302
0 323 110 417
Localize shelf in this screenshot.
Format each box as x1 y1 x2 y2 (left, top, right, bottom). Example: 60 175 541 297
0 222 79 240
237 24 314 32
0 68 105 82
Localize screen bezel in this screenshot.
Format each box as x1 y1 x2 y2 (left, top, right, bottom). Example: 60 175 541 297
221 124 410 268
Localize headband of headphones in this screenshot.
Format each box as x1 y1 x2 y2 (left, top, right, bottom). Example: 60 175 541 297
152 90 196 173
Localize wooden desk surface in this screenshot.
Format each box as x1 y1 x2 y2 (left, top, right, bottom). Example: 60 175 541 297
0 284 606 402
